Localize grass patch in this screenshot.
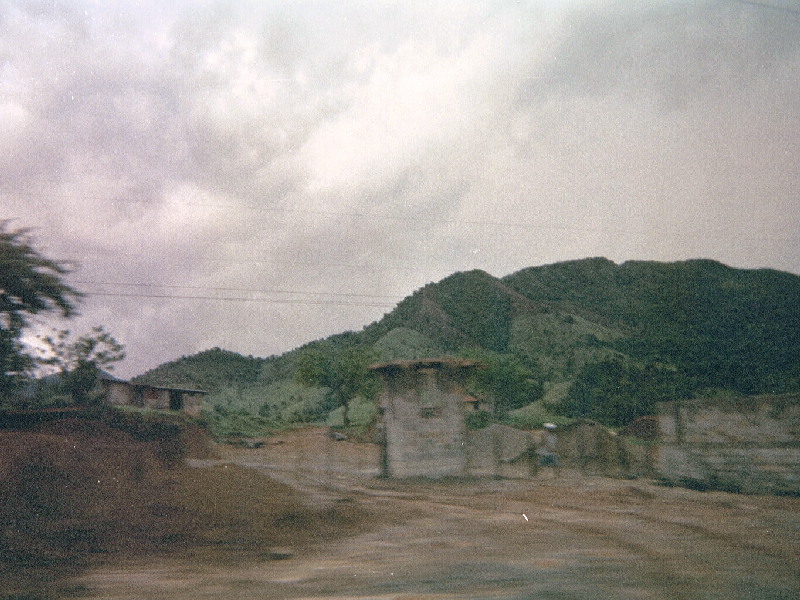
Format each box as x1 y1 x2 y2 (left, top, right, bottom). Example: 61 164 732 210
202 409 279 439
325 396 379 430
502 400 573 429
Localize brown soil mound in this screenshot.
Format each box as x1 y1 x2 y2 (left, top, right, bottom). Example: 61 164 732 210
31 418 133 440
0 418 374 587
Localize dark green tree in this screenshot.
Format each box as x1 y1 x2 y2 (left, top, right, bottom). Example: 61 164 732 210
561 358 689 427
295 344 380 427
465 351 544 417
37 326 126 404
0 222 81 396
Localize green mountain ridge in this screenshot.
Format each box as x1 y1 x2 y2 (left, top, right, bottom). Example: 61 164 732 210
135 258 800 428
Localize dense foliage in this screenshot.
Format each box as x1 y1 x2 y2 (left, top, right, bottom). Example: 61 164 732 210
560 358 690 426
0 223 81 396
135 347 265 391
462 350 544 416
504 259 800 396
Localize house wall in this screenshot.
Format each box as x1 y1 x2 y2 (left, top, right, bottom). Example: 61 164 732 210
182 392 203 417
104 381 133 406
141 387 170 410
656 395 800 495
377 364 471 478
103 381 206 417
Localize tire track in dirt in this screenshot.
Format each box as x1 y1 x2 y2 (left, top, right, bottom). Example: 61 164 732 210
118 435 800 600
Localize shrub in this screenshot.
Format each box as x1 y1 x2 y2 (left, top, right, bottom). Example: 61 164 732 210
466 409 491 430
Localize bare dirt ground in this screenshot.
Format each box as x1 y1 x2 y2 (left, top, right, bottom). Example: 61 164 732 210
3 425 800 599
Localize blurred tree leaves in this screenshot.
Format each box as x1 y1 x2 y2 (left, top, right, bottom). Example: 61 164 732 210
0 222 81 397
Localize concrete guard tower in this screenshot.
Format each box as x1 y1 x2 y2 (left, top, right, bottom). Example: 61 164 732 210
369 358 482 478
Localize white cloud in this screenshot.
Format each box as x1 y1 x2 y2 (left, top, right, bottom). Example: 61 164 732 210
0 101 33 158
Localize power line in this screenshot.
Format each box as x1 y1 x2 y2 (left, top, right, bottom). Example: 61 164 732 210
83 291 397 307
70 280 403 300
728 0 800 15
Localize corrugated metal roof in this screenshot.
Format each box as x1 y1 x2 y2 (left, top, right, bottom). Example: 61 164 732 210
103 375 208 394
369 357 484 371
131 383 209 394
98 369 126 383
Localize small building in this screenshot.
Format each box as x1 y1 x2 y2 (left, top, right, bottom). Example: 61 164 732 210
100 373 207 417
370 358 483 478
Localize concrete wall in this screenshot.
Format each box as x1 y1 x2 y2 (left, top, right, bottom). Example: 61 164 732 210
656 394 800 495
373 359 547 479
373 360 487 478
559 420 630 477
465 424 537 479
103 382 205 417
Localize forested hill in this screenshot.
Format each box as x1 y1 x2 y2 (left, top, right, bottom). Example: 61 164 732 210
135 258 800 426
133 347 266 392
501 258 800 394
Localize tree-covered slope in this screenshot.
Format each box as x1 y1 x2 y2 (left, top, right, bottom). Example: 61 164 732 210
503 259 800 394
364 269 537 354
133 347 265 392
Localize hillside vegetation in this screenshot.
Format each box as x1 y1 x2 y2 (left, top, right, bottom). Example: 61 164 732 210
135 258 800 432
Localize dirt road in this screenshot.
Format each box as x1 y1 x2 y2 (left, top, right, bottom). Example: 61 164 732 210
54 428 798 600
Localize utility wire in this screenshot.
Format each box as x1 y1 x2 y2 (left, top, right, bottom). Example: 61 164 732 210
83 291 397 307
70 280 403 300
728 0 800 15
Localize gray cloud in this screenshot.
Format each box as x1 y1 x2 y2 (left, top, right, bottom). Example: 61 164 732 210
2 0 798 377
523 2 800 107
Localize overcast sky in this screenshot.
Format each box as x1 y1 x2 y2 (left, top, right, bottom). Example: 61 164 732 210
3 0 799 378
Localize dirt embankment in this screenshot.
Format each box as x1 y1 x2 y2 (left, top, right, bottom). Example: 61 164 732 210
0 417 375 590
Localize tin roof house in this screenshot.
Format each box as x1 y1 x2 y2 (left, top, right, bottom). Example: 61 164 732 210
100 372 207 417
